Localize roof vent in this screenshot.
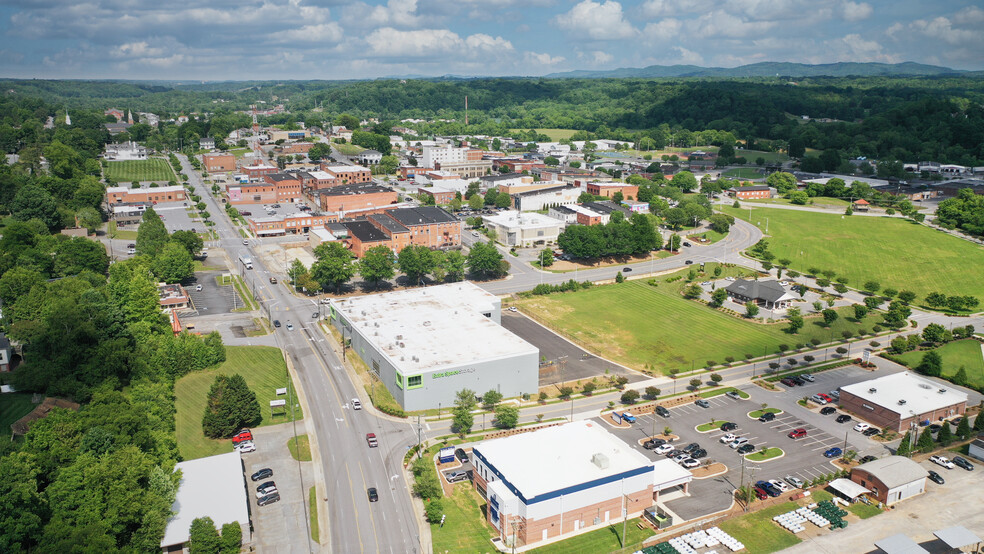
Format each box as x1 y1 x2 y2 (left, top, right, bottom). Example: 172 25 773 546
938 388 948 394
591 453 609 470
918 383 932 390
423 321 431 327
868 388 877 393
898 399 907 405
396 334 403 340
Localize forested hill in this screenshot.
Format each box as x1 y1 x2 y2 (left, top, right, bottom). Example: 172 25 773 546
545 61 971 79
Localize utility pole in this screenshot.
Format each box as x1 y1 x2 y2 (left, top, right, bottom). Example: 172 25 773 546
622 493 630 548
417 415 422 460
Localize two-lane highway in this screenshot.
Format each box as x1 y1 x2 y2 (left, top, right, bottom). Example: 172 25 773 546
177 154 422 553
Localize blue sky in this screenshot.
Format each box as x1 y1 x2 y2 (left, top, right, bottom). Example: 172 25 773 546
0 0 982 80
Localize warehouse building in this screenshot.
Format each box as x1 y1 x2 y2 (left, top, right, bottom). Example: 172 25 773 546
472 421 692 549
839 372 968 433
850 455 927 506
328 282 538 411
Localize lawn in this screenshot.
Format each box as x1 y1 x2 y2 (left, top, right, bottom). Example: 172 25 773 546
309 486 320 542
687 228 728 244
431 484 498 554
288 435 312 461
700 387 750 399
531 518 654 553
722 167 764 180
174 345 302 460
332 142 365 155
847 502 883 519
103 158 177 182
894 339 984 389
719 501 802 553
512 265 874 373
746 196 851 208
0 393 36 432
749 408 783 418
745 447 784 462
697 420 730 432
737 150 789 163
723 205 984 300
509 128 578 141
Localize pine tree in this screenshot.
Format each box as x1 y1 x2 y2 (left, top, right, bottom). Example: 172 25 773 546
895 431 912 457
917 427 936 452
973 407 984 433
953 366 969 387
937 421 953 446
956 415 972 440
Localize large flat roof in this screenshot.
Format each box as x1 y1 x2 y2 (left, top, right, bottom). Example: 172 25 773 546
474 421 652 501
484 210 565 230
161 451 248 547
331 282 536 375
841 371 968 417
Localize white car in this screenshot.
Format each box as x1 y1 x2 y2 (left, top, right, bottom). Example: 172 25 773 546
854 423 871 432
235 442 256 453
810 394 828 405
785 475 805 489
672 452 689 462
256 488 277 498
720 433 737 444
508 306 518 312
729 437 749 449
930 455 955 469
351 398 362 410
769 479 791 493
654 444 674 455
681 458 700 469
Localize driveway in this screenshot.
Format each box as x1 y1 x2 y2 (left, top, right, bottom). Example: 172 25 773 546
500 311 646 386
241 423 319 553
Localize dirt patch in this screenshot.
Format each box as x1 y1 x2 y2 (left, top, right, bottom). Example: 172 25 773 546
691 462 728 479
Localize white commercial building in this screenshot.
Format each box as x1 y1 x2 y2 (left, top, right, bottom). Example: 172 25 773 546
473 421 692 549
483 210 566 247
839 371 968 432
422 145 466 168
328 282 538 411
161 451 250 552
510 183 581 212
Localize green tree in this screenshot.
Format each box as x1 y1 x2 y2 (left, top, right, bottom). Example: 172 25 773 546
670 171 698 192
710 288 728 307
312 242 356 292
956 414 972 439
286 259 307 285
468 194 484 210
482 389 503 411
398 245 436 285
153 241 194 283
953 366 969 387
916 351 942 377
916 427 936 452
467 242 505 279
189 517 221 554
853 305 869 320
440 250 466 282
452 388 477 434
202 374 261 439
136 206 169 257
822 309 839 326
494 405 519 429
621 389 641 404
538 248 554 267
922 323 948 345
220 522 242 554
11 183 61 230
863 281 881 294
0 452 45 552
171 230 204 256
895 431 913 457
360 245 396 288
936 421 953 446
544 156 559 166
495 193 512 209
745 302 759 318
75 207 102 233
787 314 804 334
766 172 797 194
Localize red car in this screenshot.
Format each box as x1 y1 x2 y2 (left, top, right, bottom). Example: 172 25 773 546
232 430 253 443
788 428 807 439
819 393 834 403
753 486 769 500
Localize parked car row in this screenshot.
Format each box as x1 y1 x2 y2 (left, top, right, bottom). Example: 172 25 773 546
248 468 280 505
233 429 256 453
931 455 975 471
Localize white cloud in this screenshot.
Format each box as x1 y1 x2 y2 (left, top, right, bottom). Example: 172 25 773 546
464 33 514 52
642 18 682 40
553 0 638 40
641 0 711 18
364 28 513 58
272 23 344 44
349 0 427 28
688 10 777 38
841 1 872 22
111 41 164 59
822 34 900 63
524 51 566 65
672 46 704 65
589 50 614 64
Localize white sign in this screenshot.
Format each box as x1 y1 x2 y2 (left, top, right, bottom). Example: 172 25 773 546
276 387 288 396
862 351 871 363
270 399 286 407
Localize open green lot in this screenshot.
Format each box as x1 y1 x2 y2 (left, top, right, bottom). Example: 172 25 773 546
722 167 764 180
431 485 498 553
531 518 654 553
509 128 578 141
175 345 301 460
737 150 790 163
847 502 883 519
746 196 850 208
0 393 36 433
719 501 802 553
723 205 984 300
332 142 365 155
103 158 177 182
513 265 874 373
745 447 784 462
894 339 984 389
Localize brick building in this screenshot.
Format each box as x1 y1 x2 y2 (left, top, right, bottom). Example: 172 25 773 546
203 153 237 173
586 182 639 200
732 185 772 199
838 372 967 433
226 182 276 204
106 186 186 204
248 212 338 237
850 456 927 505
418 187 456 205
314 184 398 214
341 206 461 257
263 173 303 203
280 142 315 154
299 170 339 190
399 166 434 179
320 163 372 184
241 162 278 181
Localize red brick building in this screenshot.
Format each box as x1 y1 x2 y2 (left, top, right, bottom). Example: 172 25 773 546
418 187 456 205
733 185 771 199
586 182 639 199
242 162 278 180
248 212 338 237
106 186 186 204
263 173 303 203
280 142 315 154
226 182 276 204
316 184 398 214
399 166 434 179
320 163 372 184
342 206 461 257
203 153 237 173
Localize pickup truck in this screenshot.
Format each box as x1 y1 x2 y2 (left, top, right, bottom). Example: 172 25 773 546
366 433 378 448
619 412 637 423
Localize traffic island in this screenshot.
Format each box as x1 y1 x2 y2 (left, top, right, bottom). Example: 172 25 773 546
748 408 783 419
745 447 784 462
691 462 728 479
696 420 731 433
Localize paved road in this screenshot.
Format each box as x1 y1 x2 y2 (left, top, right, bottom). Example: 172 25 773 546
178 154 422 554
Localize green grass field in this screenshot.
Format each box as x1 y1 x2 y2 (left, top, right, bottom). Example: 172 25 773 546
723 205 984 300
847 502 883 519
746 196 851 208
687 229 728 244
431 484 498 553
749 408 782 418
288 435 312 461
719 501 802 553
332 142 365 155
103 158 177 182
513 265 874 373
745 447 784 462
531 518 653 553
175 345 301 460
309 486 320 542
722 167 765 179
737 150 789 163
509 128 579 141
0 393 36 433
894 339 984 389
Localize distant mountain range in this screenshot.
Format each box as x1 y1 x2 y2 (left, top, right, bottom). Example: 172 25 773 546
544 61 972 79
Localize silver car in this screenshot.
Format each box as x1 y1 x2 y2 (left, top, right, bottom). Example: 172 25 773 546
785 475 805 488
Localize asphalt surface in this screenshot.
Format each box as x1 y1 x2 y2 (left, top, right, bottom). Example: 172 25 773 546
499 311 646 386
179 154 422 554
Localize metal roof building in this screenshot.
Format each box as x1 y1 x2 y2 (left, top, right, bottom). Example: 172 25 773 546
850 455 927 506
161 451 250 551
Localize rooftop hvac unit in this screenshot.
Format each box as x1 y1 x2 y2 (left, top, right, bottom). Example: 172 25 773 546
396 334 403 340
412 355 419 362
868 388 877 393
939 388 948 393
423 321 431 326
898 399 907 405
399 342 405 348
591 453 609 469
374 322 379 327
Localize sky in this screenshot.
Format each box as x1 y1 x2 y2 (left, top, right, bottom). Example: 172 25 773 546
0 0 982 80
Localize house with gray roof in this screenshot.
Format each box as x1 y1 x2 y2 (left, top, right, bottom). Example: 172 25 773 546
725 279 796 311
850 455 927 505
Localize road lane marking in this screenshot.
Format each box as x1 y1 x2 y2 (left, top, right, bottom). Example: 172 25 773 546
344 465 366 553
358 464 382 551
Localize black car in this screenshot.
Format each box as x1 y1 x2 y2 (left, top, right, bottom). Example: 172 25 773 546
655 406 671 418
737 444 756 454
953 456 975 471
791 376 807 386
623 267 633 272
928 470 945 485
928 424 942 433
455 448 470 463
685 260 693 265
683 442 700 453
273 320 282 328
859 455 877 464
862 428 880 437
820 407 837 415
257 481 277 494
720 422 738 432
257 492 281 506
367 487 378 502
251 468 273 481
691 448 708 459
664 449 681 458
759 412 776 422
780 378 798 387
644 438 666 449
836 414 852 423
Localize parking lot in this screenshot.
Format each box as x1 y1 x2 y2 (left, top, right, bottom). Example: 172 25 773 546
155 202 201 233
234 200 318 221
500 311 646 386
185 271 245 316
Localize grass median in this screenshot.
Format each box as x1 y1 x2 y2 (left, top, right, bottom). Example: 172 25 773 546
309 486 320 542
745 447 784 462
